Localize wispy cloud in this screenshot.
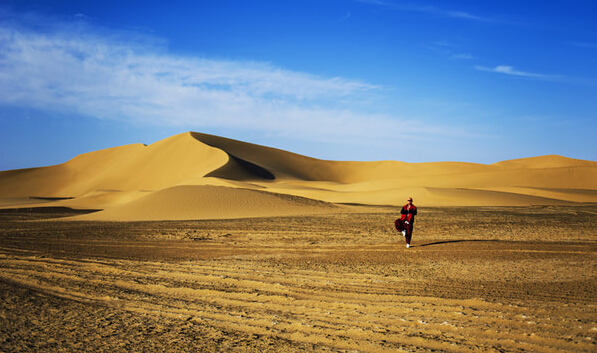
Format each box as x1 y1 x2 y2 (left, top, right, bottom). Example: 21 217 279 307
0 8 485 159
474 65 560 80
0 17 417 143
355 1 494 22
475 65 596 86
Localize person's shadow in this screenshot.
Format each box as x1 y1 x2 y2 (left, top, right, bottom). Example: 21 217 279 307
415 239 493 247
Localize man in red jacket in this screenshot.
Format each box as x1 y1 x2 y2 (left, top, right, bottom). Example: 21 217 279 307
394 197 417 248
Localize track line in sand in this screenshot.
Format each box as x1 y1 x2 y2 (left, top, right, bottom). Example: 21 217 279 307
1 251 595 352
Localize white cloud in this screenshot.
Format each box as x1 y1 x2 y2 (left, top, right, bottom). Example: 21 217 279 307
0 9 485 161
475 65 551 79
474 65 596 87
494 65 545 78
355 1 493 22
0 21 417 143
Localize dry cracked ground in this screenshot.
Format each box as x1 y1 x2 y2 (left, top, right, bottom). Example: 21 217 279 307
1 205 596 352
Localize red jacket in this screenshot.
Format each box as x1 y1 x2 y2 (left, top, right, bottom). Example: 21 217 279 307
400 204 417 223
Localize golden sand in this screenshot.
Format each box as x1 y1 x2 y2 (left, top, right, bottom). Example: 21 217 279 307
0 131 595 221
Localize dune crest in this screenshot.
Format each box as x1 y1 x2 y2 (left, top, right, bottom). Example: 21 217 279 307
1 131 595 220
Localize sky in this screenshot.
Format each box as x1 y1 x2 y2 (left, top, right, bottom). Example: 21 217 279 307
0 0 596 170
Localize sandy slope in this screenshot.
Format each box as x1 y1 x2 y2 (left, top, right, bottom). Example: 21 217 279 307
75 185 342 221
0 133 229 198
0 131 595 220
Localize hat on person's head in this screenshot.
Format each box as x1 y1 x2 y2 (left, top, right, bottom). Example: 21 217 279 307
407 197 413 202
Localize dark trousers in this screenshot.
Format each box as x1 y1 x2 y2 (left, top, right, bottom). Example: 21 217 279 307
394 219 414 244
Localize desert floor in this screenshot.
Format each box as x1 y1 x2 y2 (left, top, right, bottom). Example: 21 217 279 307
1 205 596 352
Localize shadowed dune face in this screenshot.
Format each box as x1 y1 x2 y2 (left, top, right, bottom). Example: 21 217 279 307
206 154 276 181
0 131 596 220
190 132 347 182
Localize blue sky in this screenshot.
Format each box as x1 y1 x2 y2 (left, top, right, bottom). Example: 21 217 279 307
1 0 596 170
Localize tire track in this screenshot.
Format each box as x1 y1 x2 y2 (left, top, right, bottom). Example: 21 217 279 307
1 251 595 352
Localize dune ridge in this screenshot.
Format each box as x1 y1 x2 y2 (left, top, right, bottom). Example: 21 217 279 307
1 131 595 220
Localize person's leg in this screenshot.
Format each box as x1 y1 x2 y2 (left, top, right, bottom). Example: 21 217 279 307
405 224 413 246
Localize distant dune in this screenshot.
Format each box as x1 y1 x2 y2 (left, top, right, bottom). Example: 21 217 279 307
0 131 595 220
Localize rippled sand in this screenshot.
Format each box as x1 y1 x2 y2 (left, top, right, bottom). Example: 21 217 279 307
1 205 596 352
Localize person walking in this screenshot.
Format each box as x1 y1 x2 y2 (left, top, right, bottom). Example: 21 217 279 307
394 197 417 248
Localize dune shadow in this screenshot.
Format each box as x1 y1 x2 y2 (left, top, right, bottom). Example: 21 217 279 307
415 239 495 247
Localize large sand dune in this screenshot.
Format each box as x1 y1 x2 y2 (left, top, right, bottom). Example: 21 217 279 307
0 131 595 220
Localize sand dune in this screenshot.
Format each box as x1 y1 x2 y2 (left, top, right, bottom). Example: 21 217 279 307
0 131 595 220
74 185 341 221
0 134 229 198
